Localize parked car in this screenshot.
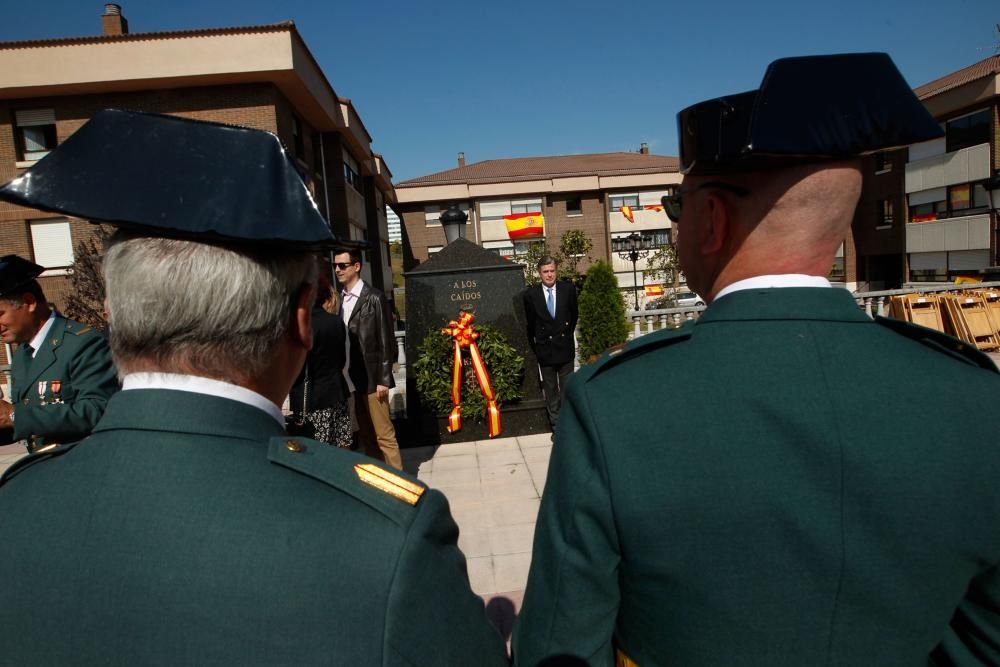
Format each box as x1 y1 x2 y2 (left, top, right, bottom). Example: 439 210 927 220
675 291 705 307
644 291 706 310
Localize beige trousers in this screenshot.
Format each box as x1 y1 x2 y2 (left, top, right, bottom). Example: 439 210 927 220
356 391 402 469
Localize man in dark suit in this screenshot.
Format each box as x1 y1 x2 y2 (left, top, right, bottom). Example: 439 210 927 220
0 110 508 666
514 54 1000 666
0 255 117 452
522 255 578 430
335 247 402 469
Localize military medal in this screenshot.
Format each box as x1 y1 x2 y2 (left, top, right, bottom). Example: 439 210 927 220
51 380 63 404
37 380 48 406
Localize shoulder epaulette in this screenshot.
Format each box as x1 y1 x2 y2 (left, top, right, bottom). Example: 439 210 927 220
267 437 426 526
0 441 81 487
875 316 999 373
579 321 695 383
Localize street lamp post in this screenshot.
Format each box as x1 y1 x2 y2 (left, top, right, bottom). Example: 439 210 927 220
440 205 468 245
613 232 651 310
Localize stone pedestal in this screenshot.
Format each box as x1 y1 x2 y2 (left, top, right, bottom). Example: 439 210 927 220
399 239 548 446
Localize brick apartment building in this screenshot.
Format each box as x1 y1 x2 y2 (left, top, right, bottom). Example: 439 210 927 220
395 147 684 307
903 54 1000 282
0 5 397 364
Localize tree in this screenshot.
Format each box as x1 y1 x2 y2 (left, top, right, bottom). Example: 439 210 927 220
556 229 593 282
63 225 112 329
576 260 629 362
515 230 595 286
646 242 684 305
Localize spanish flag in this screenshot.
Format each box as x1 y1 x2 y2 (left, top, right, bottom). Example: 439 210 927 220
621 206 635 223
504 212 544 239
643 204 665 213
645 284 664 296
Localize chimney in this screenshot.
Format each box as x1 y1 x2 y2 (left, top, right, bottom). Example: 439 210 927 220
457 152 466 167
102 4 129 36
640 142 649 155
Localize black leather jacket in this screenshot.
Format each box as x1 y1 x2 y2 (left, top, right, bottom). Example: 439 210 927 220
341 283 397 394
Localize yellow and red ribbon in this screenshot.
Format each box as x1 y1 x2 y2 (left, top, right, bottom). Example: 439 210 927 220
440 311 502 437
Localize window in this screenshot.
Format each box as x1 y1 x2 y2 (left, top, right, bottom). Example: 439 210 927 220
566 197 582 215
945 109 991 153
344 161 362 191
15 109 57 162
511 203 541 214
427 246 443 256
829 257 845 282
874 152 892 173
609 194 639 212
877 200 893 228
30 218 73 268
909 202 938 223
910 182 991 222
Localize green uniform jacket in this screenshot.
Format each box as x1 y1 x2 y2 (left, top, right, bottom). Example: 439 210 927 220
513 288 1000 667
0 388 509 666
9 315 118 447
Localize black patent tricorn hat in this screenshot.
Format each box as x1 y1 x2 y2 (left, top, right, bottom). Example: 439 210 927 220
677 53 944 175
0 255 45 298
0 109 336 248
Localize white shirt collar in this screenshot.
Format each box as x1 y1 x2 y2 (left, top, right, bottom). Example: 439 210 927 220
121 372 285 426
343 279 365 299
27 310 58 357
715 274 831 301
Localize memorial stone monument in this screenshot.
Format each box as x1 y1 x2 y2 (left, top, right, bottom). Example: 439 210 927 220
401 212 548 445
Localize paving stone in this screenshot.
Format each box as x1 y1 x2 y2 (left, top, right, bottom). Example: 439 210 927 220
458 529 493 558
484 497 541 527
477 448 525 467
488 523 537 556
433 482 484 506
431 454 479 472
429 466 481 486
479 463 532 485
521 446 551 463
476 438 519 452
433 442 477 457
481 480 540 501
517 433 552 448
493 552 533 593
466 557 496 595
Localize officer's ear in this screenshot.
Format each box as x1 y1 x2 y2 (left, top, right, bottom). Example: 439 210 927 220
20 292 38 312
291 281 314 352
699 193 730 255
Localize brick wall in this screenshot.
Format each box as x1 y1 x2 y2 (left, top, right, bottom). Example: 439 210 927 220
544 192 608 273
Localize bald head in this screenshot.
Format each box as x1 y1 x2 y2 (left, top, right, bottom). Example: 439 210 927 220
676 160 862 301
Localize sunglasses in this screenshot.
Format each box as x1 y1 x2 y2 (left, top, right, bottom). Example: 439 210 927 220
662 181 750 223
333 262 356 270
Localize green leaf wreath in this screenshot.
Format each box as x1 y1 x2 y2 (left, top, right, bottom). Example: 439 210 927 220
413 323 525 422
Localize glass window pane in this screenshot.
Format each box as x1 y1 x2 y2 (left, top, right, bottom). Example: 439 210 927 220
950 184 970 210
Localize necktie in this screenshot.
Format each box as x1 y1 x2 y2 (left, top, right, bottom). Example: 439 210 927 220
546 288 555 318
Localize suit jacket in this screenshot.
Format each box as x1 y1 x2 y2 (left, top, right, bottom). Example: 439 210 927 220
290 306 349 412
513 288 1000 667
523 280 578 367
341 283 396 394
0 388 508 666
8 315 118 448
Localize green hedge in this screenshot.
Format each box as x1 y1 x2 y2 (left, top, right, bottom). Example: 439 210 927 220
577 260 629 361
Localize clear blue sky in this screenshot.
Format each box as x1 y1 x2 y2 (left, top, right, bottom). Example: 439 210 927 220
2 1 997 181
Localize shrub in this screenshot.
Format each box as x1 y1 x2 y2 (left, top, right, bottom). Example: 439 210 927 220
577 260 629 361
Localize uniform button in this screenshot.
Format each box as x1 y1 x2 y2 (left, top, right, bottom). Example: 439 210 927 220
285 440 306 453
22 399 29 406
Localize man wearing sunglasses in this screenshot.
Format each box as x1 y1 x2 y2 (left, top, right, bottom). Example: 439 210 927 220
515 53 1000 666
334 248 402 469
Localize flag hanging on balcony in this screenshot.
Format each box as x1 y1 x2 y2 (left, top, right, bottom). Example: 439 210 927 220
621 205 635 223
645 284 664 296
643 204 665 213
504 212 544 239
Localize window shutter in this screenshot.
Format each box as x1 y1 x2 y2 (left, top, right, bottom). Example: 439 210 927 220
15 109 56 127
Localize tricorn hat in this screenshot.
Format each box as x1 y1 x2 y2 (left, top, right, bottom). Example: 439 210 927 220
677 53 944 175
0 255 45 298
0 109 336 248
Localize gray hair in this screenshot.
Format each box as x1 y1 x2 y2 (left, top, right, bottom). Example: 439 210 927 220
536 255 557 270
103 234 316 379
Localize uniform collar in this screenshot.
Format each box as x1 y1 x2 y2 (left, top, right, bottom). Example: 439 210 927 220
699 287 870 324
122 372 284 426
27 310 58 355
714 274 831 301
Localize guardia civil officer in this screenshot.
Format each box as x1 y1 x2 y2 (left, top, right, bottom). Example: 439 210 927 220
0 110 508 666
0 255 117 452
513 54 1000 666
